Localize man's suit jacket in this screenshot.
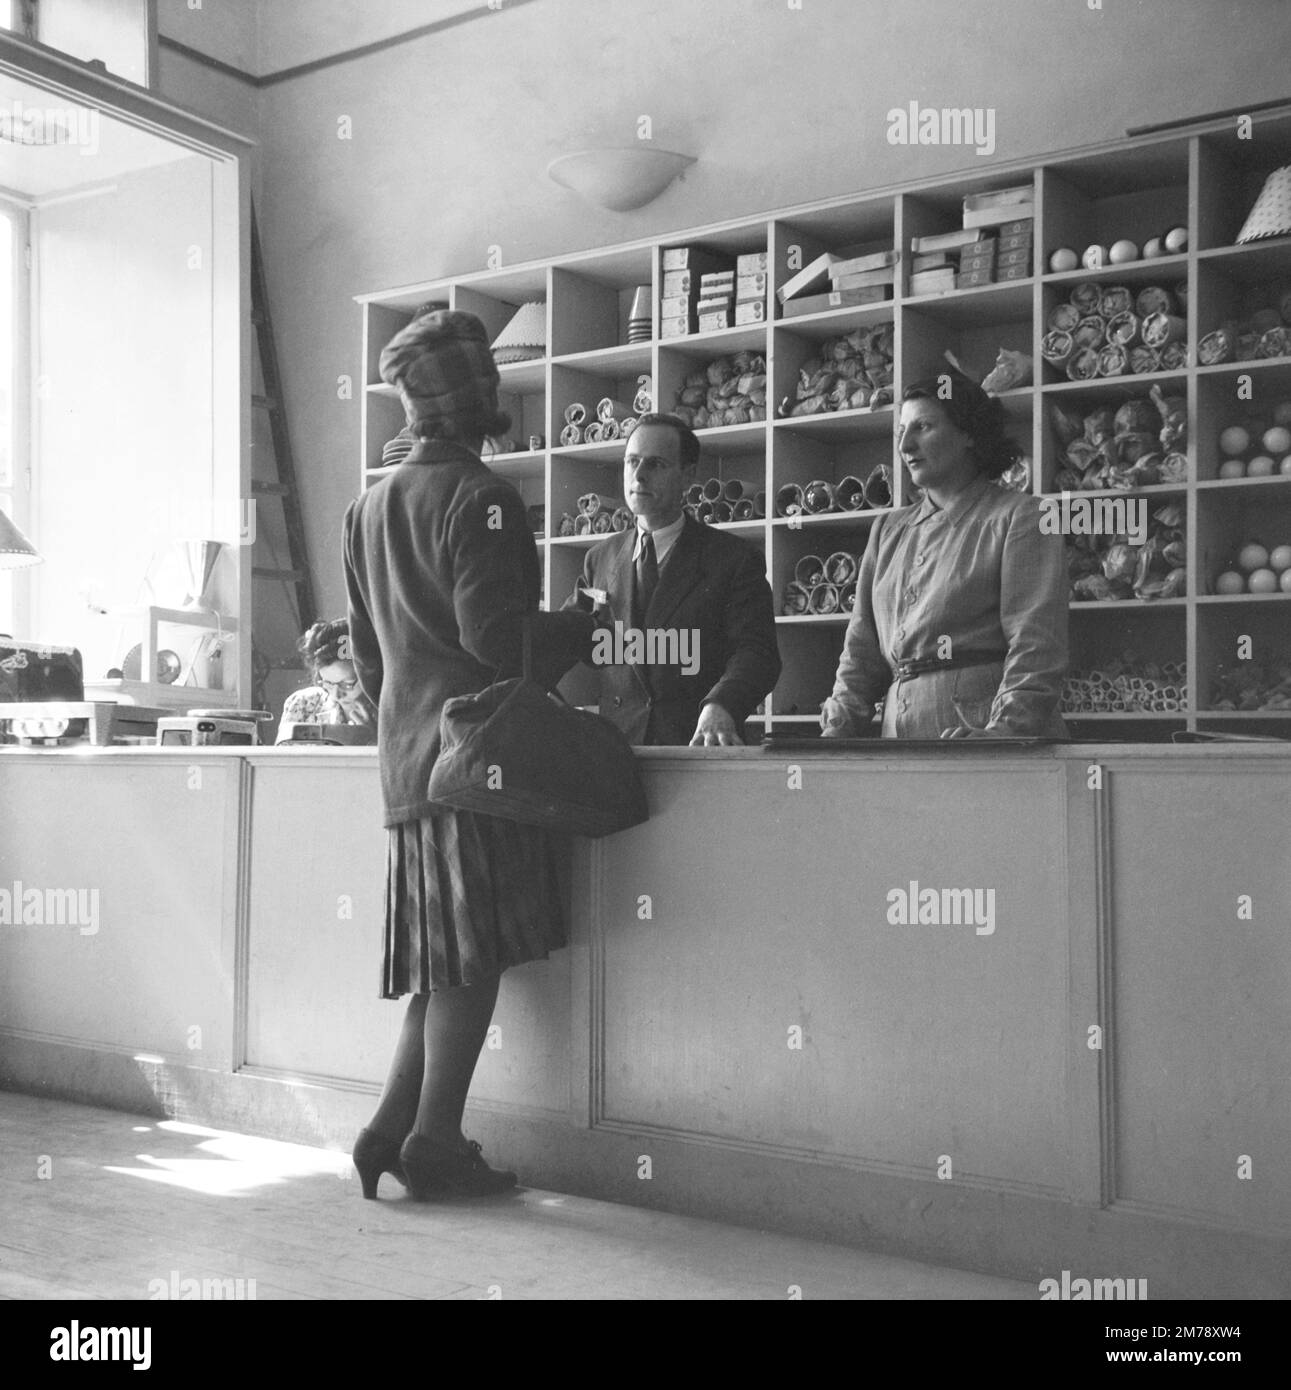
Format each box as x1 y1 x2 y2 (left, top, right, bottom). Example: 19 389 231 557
568 515 781 744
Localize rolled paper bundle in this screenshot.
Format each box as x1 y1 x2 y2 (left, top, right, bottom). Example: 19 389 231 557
620 417 638 439
803 480 836 513
701 477 723 502
1236 330 1260 359
1073 315 1107 350
795 554 826 587
839 581 857 613
1048 302 1082 333
1142 312 1186 348
782 582 811 616
584 421 605 443
672 406 698 427
1128 345 1160 374
578 491 619 517
1161 697 1180 712
732 498 756 521
1256 326 1291 358
693 407 711 428
1135 285 1175 318
1250 307 1283 335
707 358 735 386
564 402 587 426
790 395 830 417
709 500 733 524
1158 341 1189 370
683 503 699 520
753 490 767 518
825 551 857 586
1041 329 1076 368
695 500 714 523
1099 285 1134 317
592 511 614 534
836 475 866 510
633 375 654 415
846 384 872 410
611 507 633 532
559 512 576 537
808 583 840 616
684 482 705 506
1097 344 1128 377
1107 311 1141 346
869 386 895 409
776 483 805 517
596 397 633 424
1070 282 1103 315
600 418 621 442
574 514 592 536
863 464 893 509
559 422 582 447
1197 327 1235 365
1066 347 1101 381
679 386 708 407
722 478 748 502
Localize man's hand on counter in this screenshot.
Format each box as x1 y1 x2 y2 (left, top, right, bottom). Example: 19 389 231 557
689 702 741 747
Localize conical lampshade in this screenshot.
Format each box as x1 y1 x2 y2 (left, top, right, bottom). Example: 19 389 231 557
0 510 41 568
547 147 696 212
1237 165 1291 243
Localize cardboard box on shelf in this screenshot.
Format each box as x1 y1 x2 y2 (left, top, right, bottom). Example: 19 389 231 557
735 299 766 324
781 285 890 317
737 251 769 275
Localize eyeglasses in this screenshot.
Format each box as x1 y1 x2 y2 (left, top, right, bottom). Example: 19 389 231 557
624 454 679 471
320 678 358 695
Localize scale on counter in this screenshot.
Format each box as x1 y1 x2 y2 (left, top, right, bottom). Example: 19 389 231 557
155 709 272 747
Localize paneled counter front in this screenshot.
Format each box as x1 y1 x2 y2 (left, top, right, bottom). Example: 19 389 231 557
1 744 1287 1297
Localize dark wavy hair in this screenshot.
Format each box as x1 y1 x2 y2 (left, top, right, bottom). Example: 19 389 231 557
901 371 1021 480
630 413 701 471
298 618 350 679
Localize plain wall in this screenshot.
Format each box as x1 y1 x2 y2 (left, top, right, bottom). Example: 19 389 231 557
154 0 1291 622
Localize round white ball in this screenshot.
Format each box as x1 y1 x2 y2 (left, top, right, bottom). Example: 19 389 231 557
1239 542 1270 572
1246 455 1276 477
1218 458 1246 479
1215 570 1246 595
1109 239 1139 263
1164 227 1188 253
1269 544 1291 572
1247 568 1278 594
1219 425 1250 456
1262 425 1291 454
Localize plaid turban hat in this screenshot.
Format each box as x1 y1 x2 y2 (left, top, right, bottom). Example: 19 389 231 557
378 309 501 432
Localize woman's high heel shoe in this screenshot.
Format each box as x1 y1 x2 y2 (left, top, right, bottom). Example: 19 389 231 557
398 1133 517 1200
352 1127 409 1200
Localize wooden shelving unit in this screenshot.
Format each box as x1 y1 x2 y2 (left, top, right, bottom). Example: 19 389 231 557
356 107 1291 739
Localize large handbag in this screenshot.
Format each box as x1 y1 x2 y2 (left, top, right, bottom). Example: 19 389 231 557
427 620 649 838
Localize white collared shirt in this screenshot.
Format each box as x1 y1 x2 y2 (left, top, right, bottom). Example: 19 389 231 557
632 513 685 569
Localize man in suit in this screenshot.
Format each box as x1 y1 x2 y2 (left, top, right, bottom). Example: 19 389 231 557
568 413 780 745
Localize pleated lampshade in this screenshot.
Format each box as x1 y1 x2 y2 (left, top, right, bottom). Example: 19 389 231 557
491 302 546 363
1237 165 1291 243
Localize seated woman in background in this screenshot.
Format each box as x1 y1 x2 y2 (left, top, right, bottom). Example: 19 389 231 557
275 618 375 743
821 371 1068 739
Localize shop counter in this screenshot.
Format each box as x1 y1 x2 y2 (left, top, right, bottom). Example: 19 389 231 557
1 743 1288 1296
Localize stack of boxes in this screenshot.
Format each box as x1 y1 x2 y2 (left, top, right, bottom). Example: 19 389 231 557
661 246 735 337
907 184 1035 295
734 252 769 326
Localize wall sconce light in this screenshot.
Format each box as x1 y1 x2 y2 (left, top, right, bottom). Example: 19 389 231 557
547 147 696 212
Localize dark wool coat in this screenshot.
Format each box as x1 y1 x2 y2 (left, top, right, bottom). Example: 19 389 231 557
343 441 595 826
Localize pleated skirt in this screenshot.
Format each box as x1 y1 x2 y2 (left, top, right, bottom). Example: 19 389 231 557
382 808 568 998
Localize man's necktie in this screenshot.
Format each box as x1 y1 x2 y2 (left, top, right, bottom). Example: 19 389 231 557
634 532 658 627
